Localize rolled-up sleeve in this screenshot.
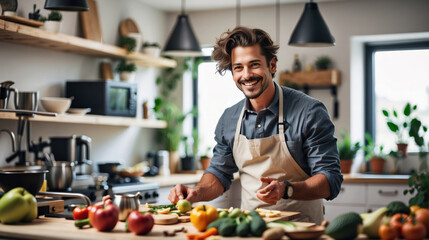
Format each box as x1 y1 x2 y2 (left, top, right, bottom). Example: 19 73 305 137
302 101 343 200
204 112 239 192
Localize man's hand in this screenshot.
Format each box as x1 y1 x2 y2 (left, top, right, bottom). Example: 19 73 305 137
256 177 286 205
168 184 199 204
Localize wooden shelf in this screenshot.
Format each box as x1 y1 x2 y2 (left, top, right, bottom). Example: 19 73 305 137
279 69 340 87
0 112 167 128
0 19 176 69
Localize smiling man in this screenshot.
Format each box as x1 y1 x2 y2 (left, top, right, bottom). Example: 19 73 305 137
169 26 343 224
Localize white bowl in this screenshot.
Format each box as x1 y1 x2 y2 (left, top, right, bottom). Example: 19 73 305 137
40 97 72 114
67 108 91 115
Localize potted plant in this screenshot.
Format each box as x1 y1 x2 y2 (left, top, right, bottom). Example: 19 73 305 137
337 131 361 174
200 147 212 171
314 55 333 70
40 11 62 33
409 116 428 173
382 102 417 156
363 133 387 174
115 59 137 82
142 42 161 57
119 36 137 53
153 98 197 173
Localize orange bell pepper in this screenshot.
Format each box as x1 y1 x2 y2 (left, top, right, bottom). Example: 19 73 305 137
190 205 218 232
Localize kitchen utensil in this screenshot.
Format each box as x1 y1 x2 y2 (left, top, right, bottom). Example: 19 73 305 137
0 169 47 195
46 161 75 191
40 97 72 114
79 0 102 42
14 91 39 111
152 214 179 225
284 224 325 239
0 80 17 109
119 18 139 37
113 192 141 221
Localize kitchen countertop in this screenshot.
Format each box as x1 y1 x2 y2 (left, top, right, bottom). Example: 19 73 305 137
140 172 411 187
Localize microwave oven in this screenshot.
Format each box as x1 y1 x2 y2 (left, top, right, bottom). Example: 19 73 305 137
66 81 137 117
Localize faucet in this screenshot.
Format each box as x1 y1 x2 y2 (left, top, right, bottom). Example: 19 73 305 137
0 129 16 153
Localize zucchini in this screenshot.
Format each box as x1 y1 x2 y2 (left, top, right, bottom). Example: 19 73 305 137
207 217 230 230
218 218 237 236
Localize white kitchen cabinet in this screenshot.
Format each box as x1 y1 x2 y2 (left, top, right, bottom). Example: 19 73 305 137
324 182 414 221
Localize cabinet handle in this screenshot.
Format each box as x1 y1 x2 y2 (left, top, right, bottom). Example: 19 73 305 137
378 190 398 196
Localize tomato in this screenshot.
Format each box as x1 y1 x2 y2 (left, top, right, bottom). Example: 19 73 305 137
414 208 429 237
72 205 89 220
88 201 119 232
390 213 409 237
127 211 154 235
379 223 397 240
410 205 421 215
402 221 426 240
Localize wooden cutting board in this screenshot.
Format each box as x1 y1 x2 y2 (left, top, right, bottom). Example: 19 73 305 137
119 18 139 37
0 15 43 27
79 0 102 42
152 214 179 225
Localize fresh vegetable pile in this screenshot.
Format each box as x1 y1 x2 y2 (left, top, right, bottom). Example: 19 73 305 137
325 200 429 240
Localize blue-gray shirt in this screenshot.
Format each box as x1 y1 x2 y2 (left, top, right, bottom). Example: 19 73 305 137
204 84 343 201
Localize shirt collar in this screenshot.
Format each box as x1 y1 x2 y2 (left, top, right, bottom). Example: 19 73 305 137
244 83 280 116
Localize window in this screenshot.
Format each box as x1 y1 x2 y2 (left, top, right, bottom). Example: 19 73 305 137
365 41 429 153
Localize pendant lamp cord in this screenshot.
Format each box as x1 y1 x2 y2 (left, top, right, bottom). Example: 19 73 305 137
181 0 185 14
276 0 280 44
236 0 241 26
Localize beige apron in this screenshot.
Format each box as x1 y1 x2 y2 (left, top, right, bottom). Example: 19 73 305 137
233 82 323 224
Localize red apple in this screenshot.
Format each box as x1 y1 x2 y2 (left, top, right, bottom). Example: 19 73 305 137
127 211 154 235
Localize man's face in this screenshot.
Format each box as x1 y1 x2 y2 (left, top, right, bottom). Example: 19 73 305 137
231 45 276 99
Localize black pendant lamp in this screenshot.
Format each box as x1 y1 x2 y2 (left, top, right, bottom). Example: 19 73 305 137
44 0 88 11
288 0 335 47
163 0 201 57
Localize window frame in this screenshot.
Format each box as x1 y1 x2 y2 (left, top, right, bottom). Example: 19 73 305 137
364 40 429 145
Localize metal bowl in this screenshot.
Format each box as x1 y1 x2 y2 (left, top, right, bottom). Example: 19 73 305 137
46 161 75 191
0 169 47 195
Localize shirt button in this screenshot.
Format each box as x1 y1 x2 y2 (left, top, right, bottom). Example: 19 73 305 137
257 124 261 128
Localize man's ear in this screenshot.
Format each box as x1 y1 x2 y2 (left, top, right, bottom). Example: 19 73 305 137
269 57 277 75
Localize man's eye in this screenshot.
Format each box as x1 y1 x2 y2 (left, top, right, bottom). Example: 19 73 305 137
234 66 243 71
251 63 260 68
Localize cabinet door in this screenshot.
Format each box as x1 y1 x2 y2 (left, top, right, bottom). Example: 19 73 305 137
324 205 367 221
328 183 366 204
367 184 414 211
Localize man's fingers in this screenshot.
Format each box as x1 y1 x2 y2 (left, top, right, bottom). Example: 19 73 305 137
169 184 187 203
260 177 276 183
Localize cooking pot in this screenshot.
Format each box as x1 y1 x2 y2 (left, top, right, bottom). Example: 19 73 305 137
0 168 47 195
46 161 75 191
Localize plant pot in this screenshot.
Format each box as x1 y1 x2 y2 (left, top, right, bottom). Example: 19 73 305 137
181 156 195 171
200 157 211 170
143 47 161 57
397 143 408 157
44 21 61 33
119 71 135 82
370 157 385 174
169 151 180 174
340 159 353 174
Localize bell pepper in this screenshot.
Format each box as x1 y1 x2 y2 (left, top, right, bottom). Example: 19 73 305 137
0 187 37 224
190 205 219 232
88 196 119 232
73 205 89 220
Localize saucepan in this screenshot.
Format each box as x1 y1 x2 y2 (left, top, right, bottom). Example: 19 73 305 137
46 161 75 191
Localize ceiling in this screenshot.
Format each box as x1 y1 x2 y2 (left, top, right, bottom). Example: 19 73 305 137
137 0 338 12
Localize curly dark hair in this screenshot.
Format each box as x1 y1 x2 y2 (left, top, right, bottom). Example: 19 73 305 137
212 26 279 76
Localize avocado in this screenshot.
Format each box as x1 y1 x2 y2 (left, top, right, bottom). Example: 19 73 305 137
325 212 362 240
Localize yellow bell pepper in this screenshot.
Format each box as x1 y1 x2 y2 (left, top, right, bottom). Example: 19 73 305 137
190 205 218 231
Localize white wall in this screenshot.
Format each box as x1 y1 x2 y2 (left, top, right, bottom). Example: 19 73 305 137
177 0 429 135
0 0 167 167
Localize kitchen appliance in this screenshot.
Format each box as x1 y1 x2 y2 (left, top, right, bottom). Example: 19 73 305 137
0 81 17 109
49 135 91 175
46 161 75 191
14 91 39 111
65 80 137 117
